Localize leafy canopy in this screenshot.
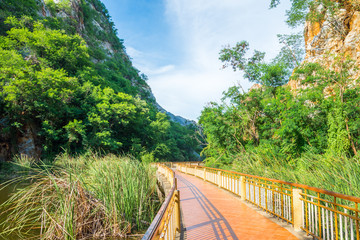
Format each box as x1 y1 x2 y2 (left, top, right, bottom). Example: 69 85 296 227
0 16 200 161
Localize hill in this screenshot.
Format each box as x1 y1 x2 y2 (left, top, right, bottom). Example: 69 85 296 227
0 0 200 162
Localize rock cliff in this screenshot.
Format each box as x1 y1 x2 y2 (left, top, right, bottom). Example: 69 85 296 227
304 3 360 66
289 1 360 89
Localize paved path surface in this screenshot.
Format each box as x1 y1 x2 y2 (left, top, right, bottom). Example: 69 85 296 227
176 171 299 240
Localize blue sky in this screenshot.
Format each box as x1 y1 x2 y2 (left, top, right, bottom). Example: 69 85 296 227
101 0 297 121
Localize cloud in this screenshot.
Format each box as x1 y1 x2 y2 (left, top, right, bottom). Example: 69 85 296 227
126 46 143 59
119 0 295 121
150 67 252 121
143 0 293 121
126 46 175 75
148 65 175 75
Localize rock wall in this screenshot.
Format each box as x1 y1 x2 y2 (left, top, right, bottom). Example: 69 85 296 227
17 123 41 159
304 6 360 67
288 1 360 89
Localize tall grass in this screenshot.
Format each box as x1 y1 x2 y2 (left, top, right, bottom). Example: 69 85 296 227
0 152 160 239
207 149 360 198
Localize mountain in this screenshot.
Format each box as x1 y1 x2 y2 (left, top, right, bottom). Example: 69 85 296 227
0 0 200 161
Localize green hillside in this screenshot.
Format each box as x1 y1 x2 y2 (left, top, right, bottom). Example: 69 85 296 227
0 0 200 162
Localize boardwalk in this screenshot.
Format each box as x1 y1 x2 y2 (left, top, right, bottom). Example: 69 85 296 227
176 171 299 240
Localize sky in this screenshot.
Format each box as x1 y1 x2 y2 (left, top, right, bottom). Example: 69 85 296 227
101 0 296 121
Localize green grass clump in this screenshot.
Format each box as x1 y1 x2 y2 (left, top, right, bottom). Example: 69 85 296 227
0 152 160 239
206 149 360 198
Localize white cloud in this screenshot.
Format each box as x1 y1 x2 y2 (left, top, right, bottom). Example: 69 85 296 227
136 0 294 121
126 46 175 75
126 46 143 59
148 65 175 75
150 67 252 120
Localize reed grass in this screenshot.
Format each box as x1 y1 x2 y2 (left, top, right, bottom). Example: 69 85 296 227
0 152 160 239
208 149 360 198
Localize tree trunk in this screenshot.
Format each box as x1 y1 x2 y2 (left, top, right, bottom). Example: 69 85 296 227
345 118 357 155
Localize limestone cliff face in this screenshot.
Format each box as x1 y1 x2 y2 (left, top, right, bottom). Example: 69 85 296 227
304 7 360 66
288 1 360 89
40 0 121 60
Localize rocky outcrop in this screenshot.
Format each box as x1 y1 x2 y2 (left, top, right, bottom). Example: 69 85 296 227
0 143 10 162
249 83 262 91
288 1 360 90
17 123 41 159
304 8 356 64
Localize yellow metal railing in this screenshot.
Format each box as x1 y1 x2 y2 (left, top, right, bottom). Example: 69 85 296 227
176 163 360 240
142 164 181 240
299 188 360 239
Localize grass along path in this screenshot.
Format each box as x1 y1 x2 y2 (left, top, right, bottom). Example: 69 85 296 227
0 153 161 239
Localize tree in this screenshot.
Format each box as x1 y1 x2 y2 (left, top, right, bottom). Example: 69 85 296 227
293 54 360 155
219 41 289 88
270 0 342 28
274 33 305 70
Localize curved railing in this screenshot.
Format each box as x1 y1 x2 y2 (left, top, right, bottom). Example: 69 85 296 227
164 161 202 168
142 164 181 240
177 163 360 240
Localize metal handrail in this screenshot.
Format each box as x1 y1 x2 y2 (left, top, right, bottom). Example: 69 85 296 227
142 164 181 240
176 163 360 240
188 165 360 203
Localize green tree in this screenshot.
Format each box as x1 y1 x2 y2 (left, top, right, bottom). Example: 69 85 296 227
219 41 290 88
270 0 341 28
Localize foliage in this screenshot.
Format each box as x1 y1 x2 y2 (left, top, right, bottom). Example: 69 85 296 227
0 153 160 239
0 11 199 161
327 107 350 155
202 41 360 168
0 0 40 35
219 41 291 87
198 0 360 198
274 33 305 70
224 150 360 197
270 0 344 28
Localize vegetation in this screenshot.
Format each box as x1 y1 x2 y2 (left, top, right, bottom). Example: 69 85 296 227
220 149 360 198
0 0 200 162
270 0 358 28
0 0 200 237
199 1 360 196
0 153 160 239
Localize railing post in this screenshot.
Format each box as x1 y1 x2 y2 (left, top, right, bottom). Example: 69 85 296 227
175 190 181 233
203 168 206 181
240 176 246 200
292 188 303 231
218 171 222 187
195 166 197 177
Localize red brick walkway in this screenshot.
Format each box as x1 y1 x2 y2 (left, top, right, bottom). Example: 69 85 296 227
176 171 299 240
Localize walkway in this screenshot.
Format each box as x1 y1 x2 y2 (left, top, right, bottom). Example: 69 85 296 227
176 171 299 240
